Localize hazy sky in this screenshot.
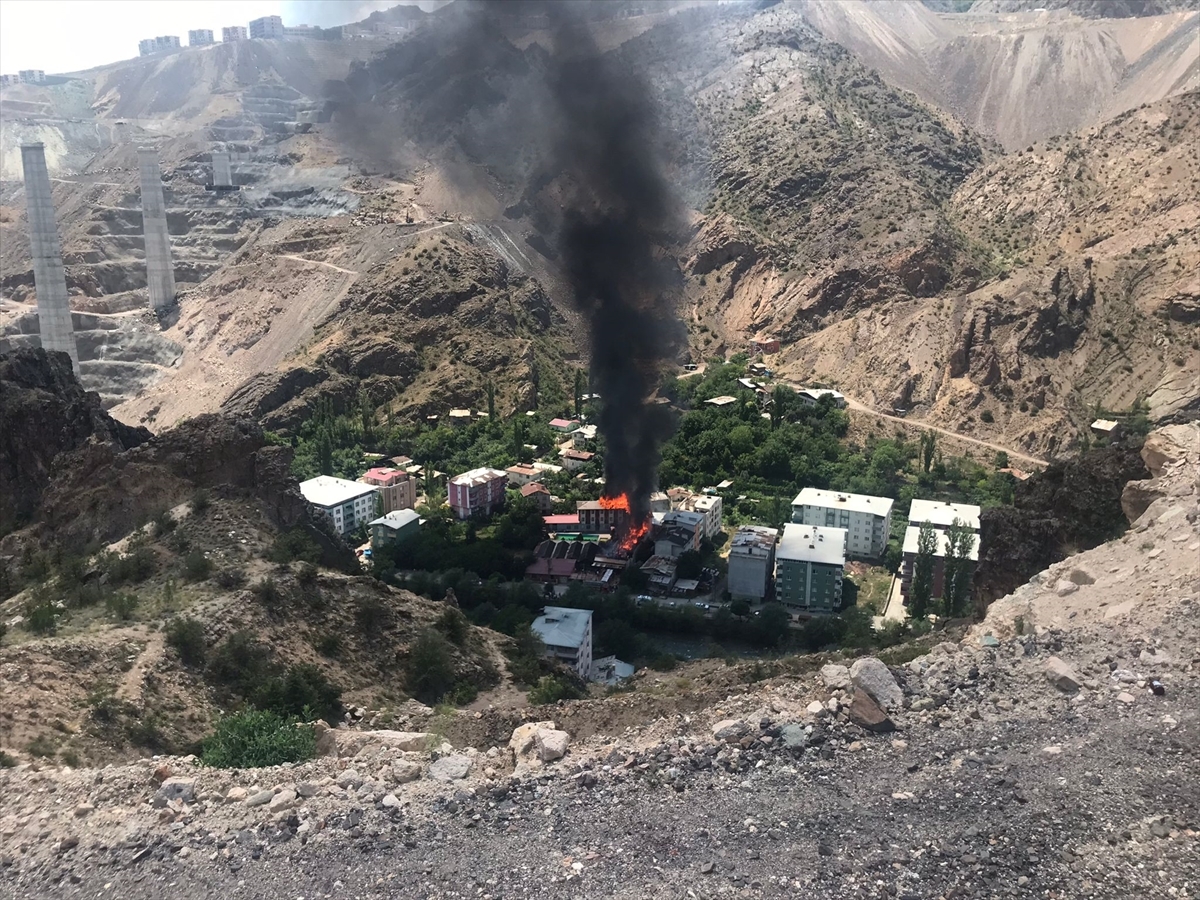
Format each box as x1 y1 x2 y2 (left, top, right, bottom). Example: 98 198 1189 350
0 1 433 75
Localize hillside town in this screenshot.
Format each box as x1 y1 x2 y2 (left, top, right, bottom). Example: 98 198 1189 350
292 358 985 685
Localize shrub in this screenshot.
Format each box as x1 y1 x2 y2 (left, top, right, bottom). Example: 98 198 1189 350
446 681 478 706
527 674 586 705
252 576 283 612
214 567 247 590
980 409 995 423
206 631 273 695
314 632 343 658
24 600 59 635
105 592 139 621
201 710 316 768
191 489 211 515
60 748 82 768
183 551 212 582
27 735 58 758
101 546 157 585
267 530 321 566
153 509 177 537
252 664 343 722
165 617 207 667
355 596 388 636
405 628 457 704
436 607 470 646
296 562 319 585
0 750 16 767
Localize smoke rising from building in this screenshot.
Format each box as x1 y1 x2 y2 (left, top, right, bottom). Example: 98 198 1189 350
543 8 682 524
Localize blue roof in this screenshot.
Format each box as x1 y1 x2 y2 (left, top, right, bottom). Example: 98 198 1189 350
532 606 592 650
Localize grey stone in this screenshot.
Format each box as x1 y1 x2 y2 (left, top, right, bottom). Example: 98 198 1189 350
1044 657 1082 692
268 788 297 812
780 724 807 749
712 719 749 742
819 663 852 691
156 778 195 805
245 790 274 808
296 782 319 799
535 728 570 762
429 755 472 782
1054 579 1079 597
391 760 422 784
1139 649 1172 668
849 658 903 711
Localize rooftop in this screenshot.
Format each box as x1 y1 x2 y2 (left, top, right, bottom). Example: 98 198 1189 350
532 607 592 650
506 465 540 476
520 482 550 496
793 488 895 518
299 475 378 508
908 498 981 531
730 525 778 557
777 523 847 567
704 396 738 407
1091 418 1120 431
544 514 581 526
449 467 508 487
369 509 420 530
561 449 595 461
549 418 580 429
902 525 981 561
362 467 408 484
799 388 845 401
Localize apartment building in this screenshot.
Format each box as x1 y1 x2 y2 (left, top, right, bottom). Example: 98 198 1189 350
188 29 215 46
368 508 420 551
299 475 380 536
222 26 249 42
791 488 893 559
899 525 980 601
907 499 981 533
138 36 181 57
727 525 777 601
531 607 593 678
249 15 285 39
448 467 508 519
775 523 847 614
359 467 416 514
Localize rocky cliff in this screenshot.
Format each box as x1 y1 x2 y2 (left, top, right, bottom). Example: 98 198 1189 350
0 349 150 537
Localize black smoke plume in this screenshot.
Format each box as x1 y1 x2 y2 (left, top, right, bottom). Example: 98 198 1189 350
544 8 682 523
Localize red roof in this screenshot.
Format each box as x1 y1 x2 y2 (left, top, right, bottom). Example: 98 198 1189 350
544 514 580 526
362 467 407 484
521 483 549 496
549 418 579 428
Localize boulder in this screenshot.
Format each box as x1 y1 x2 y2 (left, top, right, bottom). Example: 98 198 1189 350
1140 425 1193 477
712 719 750 743
323 729 435 759
268 788 297 813
1044 656 1082 692
1054 579 1079 597
428 754 472 782
534 728 570 762
847 691 895 733
155 778 195 806
819 664 852 691
849 658 903 711
780 724 807 749
509 721 557 758
391 759 422 784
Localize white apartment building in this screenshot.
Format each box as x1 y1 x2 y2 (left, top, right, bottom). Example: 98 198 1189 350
249 15 284 39
727 525 777 601
299 475 380 536
791 488 893 559
690 494 723 541
188 29 215 46
907 499 981 533
222 26 249 42
17 70 47 84
531 607 593 678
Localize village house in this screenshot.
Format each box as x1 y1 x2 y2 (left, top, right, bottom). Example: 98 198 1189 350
531 607 593 677
727 525 778 601
749 338 781 356
775 523 847 614
447 467 508 519
520 482 553 513
299 475 380 537
505 464 542 487
560 448 595 471
544 513 581 533
359 467 416 514
447 408 473 426
796 388 847 409
549 417 580 433
1090 418 1122 441
368 508 420 551
577 500 626 534
704 395 738 408
791 488 893 560
571 424 598 447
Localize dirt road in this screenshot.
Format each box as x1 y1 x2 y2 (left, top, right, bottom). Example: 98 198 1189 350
780 380 1048 467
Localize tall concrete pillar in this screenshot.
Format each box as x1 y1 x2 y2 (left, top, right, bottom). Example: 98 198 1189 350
20 143 79 369
137 147 176 310
212 150 232 187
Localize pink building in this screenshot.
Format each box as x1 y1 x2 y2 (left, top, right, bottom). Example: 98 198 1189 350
360 467 416 514
448 467 508 519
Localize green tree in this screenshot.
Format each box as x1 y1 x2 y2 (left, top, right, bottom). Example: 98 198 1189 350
485 379 496 420
730 598 751 618
406 627 457 704
909 521 937 619
573 368 585 419
943 518 976 618
676 549 703 580
920 430 937 474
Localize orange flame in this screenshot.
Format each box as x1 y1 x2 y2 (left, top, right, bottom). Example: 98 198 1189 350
601 492 649 553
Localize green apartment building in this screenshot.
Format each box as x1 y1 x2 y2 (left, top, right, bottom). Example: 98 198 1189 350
775 523 847 614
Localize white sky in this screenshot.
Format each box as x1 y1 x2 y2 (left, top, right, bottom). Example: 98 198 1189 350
0 0 428 75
